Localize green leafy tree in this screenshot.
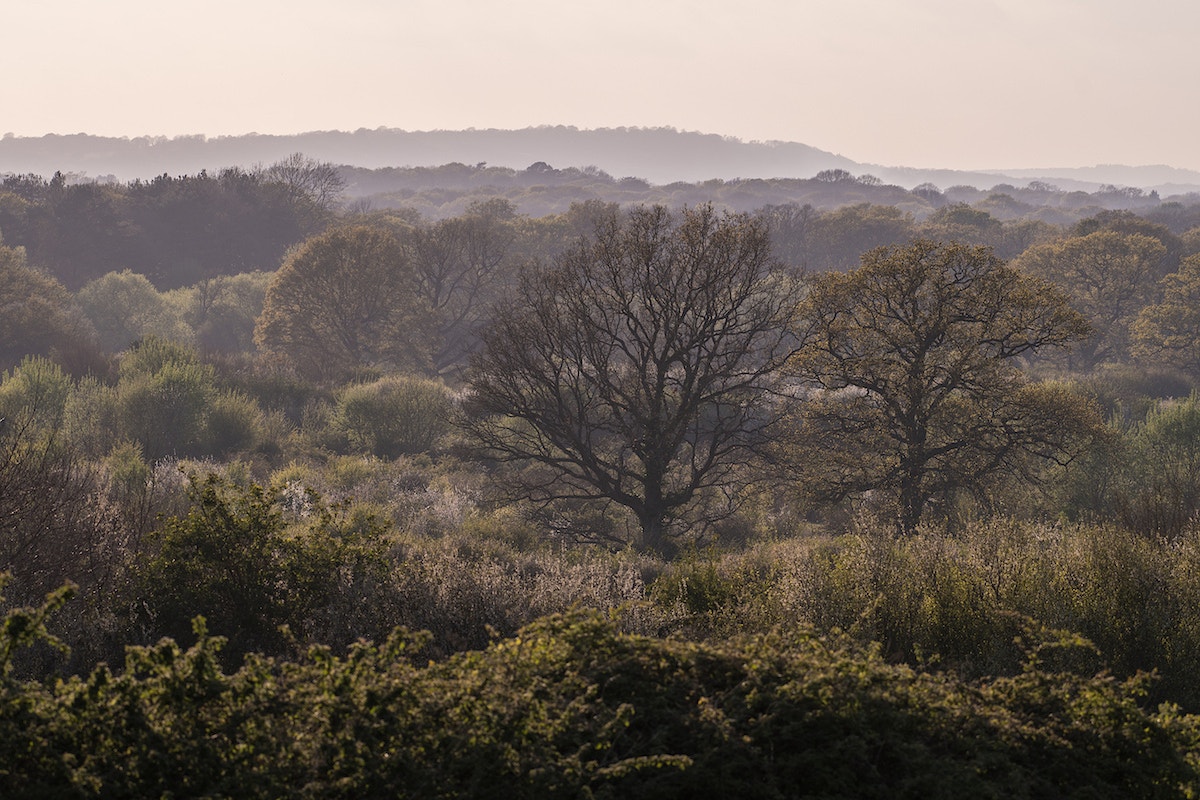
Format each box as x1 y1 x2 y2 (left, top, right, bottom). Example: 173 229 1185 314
1121 394 1200 537
467 205 800 554
1132 254 1200 377
76 269 191 353
255 226 434 381
0 356 72 434
1013 230 1168 369
167 271 272 354
789 239 1098 534
0 241 97 373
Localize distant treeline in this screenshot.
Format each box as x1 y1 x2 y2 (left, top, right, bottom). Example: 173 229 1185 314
0 167 330 290
5 160 1200 294
340 160 1191 221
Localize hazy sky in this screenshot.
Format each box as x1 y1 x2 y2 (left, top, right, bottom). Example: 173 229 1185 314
5 0 1198 170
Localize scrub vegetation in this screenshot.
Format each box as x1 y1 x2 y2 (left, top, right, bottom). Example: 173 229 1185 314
5 155 1200 795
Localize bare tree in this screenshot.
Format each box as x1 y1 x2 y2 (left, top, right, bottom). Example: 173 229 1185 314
407 200 516 375
466 205 801 554
258 152 346 214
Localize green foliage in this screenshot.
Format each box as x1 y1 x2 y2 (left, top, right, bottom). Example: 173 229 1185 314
117 333 202 377
0 241 98 374
0 355 72 434
204 389 264 457
131 475 394 662
99 338 272 461
789 239 1097 534
61 375 121 459
1133 254 1200 377
167 271 272 354
119 358 217 459
254 225 435 381
76 269 191 353
1013 230 1169 368
1 600 1197 798
336 374 454 457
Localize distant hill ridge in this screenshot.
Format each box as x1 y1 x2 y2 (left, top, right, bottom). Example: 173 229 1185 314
2 126 1200 194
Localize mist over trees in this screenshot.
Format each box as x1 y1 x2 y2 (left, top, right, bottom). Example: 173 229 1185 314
7 150 1200 795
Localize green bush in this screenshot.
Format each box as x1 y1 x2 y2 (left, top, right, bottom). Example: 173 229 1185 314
336 374 454 457
61 376 121 459
203 389 263 457
0 356 73 439
130 475 394 663
119 359 217 459
3 599 1197 799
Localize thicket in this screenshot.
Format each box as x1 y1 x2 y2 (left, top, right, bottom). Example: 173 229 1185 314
3 592 1198 798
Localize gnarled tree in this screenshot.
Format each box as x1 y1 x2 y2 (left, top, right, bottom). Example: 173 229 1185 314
466 205 800 554
789 239 1099 535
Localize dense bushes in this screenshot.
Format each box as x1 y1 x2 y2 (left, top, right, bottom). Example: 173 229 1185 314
130 475 397 663
2 599 1197 798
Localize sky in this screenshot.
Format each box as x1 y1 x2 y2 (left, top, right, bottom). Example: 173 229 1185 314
4 0 1198 171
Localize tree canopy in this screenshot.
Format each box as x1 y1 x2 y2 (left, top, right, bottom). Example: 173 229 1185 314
467 204 800 553
1013 230 1168 369
254 226 434 381
0 241 97 374
788 239 1098 534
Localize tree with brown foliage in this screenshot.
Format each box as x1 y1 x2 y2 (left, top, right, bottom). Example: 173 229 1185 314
1012 230 1168 369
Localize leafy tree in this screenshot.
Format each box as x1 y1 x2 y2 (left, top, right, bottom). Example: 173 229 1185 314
76 269 191 353
125 168 317 289
919 203 1004 250
0 356 72 435
1013 231 1168 369
255 226 434 381
1132 254 1200 377
805 203 915 272
788 239 1097 534
1113 393 1200 538
0 241 97 373
467 205 800 554
167 271 271 354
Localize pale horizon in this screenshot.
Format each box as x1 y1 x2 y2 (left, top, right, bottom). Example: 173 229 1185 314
5 0 1198 172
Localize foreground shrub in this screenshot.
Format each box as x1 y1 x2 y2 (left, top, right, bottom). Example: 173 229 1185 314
129 475 396 663
2 598 1197 799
